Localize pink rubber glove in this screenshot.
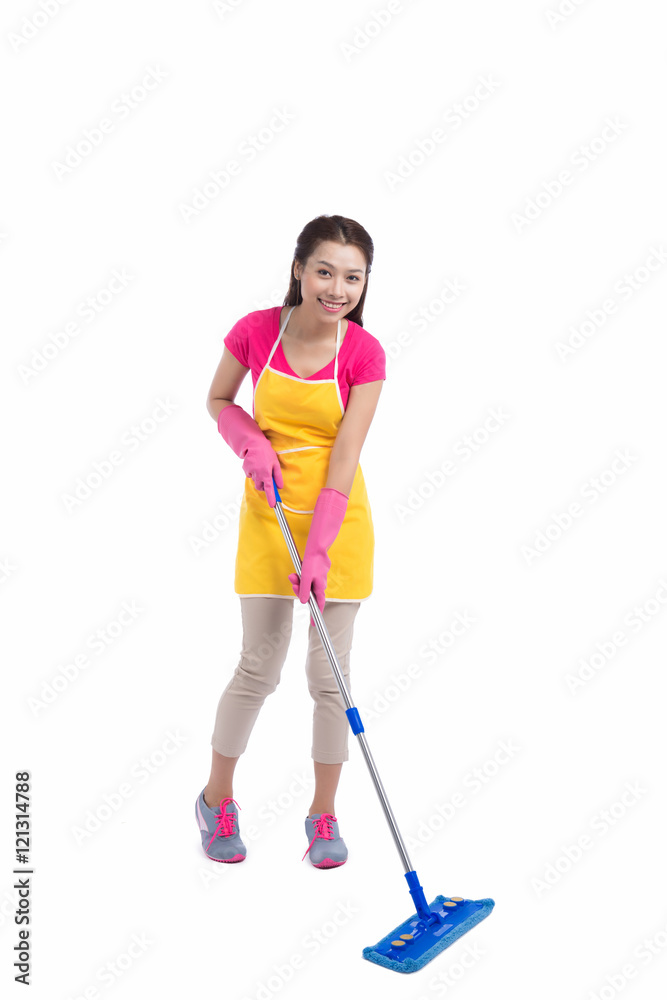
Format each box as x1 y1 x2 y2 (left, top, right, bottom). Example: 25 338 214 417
217 403 283 507
289 488 349 625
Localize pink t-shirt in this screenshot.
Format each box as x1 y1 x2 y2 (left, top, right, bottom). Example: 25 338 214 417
223 305 386 411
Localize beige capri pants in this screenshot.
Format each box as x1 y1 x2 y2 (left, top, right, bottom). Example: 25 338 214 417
211 597 361 764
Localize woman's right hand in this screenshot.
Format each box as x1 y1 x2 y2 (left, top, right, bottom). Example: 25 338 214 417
242 439 283 507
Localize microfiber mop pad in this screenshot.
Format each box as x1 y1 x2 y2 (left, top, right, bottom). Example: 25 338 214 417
363 894 495 974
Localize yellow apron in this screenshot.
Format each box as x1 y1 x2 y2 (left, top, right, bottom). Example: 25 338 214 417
234 305 374 602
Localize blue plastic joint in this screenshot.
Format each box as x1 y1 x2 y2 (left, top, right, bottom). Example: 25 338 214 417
345 707 364 735
405 870 434 921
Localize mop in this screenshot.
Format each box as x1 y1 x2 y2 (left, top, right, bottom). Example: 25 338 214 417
268 475 495 973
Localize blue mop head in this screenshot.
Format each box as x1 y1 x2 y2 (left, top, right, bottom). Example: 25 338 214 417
362 894 495 974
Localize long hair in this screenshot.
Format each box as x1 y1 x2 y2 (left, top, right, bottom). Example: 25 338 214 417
283 215 373 328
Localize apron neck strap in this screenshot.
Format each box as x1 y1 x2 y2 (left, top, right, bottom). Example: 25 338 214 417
278 305 342 379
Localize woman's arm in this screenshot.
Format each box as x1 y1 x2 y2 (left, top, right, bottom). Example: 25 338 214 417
325 380 384 496
206 347 251 422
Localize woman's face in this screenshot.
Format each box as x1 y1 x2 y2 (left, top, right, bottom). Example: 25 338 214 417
295 240 367 319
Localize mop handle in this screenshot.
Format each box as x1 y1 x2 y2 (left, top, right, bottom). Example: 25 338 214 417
269 474 417 878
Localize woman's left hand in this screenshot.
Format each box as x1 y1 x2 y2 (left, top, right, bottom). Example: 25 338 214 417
288 560 328 626
288 487 349 626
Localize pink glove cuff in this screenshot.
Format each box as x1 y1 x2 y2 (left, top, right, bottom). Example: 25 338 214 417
217 403 283 506
309 488 349 549
217 402 251 444
321 487 349 503
288 488 349 617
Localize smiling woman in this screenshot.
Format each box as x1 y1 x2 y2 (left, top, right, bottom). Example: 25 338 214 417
196 214 387 870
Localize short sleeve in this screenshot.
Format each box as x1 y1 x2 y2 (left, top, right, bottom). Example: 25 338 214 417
223 314 250 368
351 337 386 386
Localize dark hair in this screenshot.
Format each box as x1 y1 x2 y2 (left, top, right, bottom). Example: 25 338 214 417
283 214 373 327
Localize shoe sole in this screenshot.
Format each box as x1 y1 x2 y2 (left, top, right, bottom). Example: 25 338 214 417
311 857 347 869
205 851 246 863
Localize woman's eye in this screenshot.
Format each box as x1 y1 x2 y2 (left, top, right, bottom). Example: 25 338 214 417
318 269 359 280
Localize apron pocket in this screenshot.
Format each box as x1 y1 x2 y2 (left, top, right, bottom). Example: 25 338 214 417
273 446 332 513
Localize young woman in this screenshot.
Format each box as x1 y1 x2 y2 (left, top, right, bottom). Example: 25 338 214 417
195 215 386 868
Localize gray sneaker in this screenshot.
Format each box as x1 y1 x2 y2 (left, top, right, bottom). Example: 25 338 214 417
195 789 246 863
302 812 348 868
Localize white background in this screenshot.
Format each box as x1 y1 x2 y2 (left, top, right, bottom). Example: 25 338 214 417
2 0 667 998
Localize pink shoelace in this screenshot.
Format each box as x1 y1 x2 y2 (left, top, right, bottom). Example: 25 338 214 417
302 813 336 861
207 796 241 851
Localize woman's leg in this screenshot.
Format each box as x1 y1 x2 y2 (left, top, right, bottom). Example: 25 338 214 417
304 600 360 816
309 761 343 817
205 596 294 807
203 751 239 809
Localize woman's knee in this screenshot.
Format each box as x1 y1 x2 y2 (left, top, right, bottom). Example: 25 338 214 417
230 665 280 700
306 655 351 700
235 596 294 692
224 646 292 700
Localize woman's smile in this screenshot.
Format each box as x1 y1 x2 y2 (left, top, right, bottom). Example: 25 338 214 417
318 298 347 312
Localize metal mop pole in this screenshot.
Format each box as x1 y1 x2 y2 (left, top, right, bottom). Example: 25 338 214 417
269 475 433 920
